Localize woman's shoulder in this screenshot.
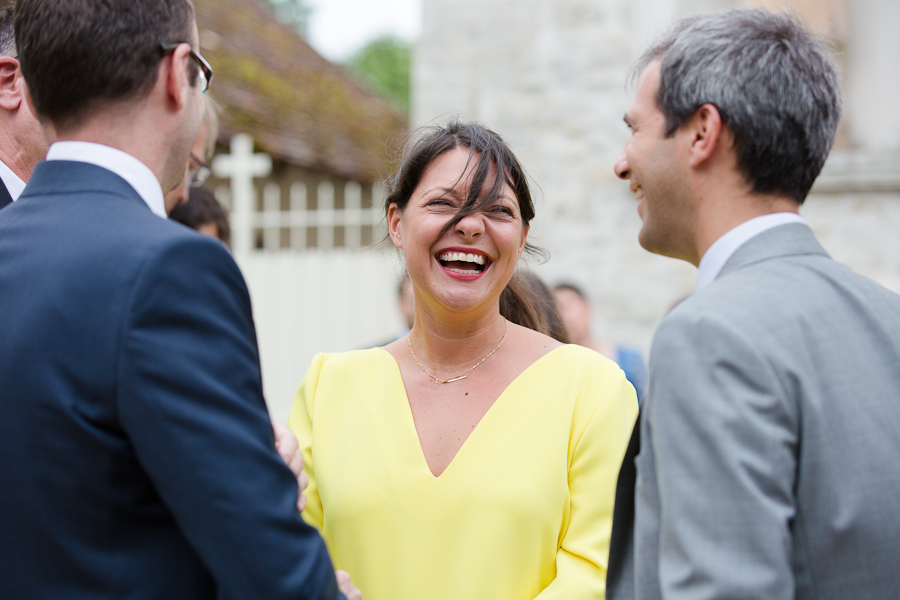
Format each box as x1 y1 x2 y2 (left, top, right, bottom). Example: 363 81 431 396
310 347 397 379
537 343 626 381
294 348 400 414
505 324 621 379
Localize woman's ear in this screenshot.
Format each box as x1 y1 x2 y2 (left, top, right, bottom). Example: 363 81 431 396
387 203 403 249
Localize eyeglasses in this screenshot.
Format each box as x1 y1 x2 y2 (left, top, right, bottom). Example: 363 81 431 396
160 43 213 93
189 152 212 187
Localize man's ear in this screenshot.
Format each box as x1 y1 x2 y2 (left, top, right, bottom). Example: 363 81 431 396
387 203 403 249
686 103 724 168
0 57 23 111
163 43 193 110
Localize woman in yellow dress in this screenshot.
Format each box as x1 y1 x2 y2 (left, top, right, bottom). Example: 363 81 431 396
289 122 638 600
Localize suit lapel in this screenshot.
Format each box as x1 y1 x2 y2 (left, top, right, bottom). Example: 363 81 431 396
607 411 641 600
0 178 13 210
717 223 829 281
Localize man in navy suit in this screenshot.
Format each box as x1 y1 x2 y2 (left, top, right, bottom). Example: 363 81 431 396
0 3 46 210
0 1 359 598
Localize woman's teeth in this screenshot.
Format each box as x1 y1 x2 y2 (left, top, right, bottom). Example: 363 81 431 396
438 251 487 273
439 252 486 265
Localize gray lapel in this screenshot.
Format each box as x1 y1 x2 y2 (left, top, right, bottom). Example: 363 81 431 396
717 223 830 281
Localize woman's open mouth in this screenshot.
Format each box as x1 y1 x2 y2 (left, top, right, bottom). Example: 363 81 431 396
437 251 489 275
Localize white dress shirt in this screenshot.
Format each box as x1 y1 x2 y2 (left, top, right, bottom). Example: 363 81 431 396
696 212 806 291
46 141 167 218
0 157 26 202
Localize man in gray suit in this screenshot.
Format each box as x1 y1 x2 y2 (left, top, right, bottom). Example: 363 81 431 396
607 10 900 600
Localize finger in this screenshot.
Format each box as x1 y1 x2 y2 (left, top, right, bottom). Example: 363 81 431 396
335 570 361 600
272 422 298 462
287 450 305 477
296 470 309 512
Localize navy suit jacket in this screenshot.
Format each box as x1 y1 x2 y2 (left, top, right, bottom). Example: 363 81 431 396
0 161 342 599
0 175 12 210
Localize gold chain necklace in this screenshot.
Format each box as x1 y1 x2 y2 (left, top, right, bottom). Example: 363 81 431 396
408 320 508 384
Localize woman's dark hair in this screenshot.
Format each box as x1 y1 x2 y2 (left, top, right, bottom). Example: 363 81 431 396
385 121 553 334
506 272 570 343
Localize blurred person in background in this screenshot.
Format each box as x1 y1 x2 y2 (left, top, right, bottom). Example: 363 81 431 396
367 273 415 347
554 283 646 401
396 272 415 332
289 121 637 600
170 184 230 244
164 93 218 214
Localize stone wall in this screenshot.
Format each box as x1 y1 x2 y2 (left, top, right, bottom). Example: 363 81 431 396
413 0 900 352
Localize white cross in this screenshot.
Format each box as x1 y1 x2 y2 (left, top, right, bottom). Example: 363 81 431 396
212 133 272 254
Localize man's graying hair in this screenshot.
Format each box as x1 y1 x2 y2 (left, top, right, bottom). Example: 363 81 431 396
0 5 16 57
634 10 842 204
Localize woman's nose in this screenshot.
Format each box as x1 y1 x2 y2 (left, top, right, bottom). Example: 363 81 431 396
454 211 485 238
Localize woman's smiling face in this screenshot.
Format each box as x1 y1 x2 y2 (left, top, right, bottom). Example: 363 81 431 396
388 147 529 319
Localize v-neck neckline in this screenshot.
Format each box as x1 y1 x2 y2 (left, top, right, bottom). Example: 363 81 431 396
377 345 567 479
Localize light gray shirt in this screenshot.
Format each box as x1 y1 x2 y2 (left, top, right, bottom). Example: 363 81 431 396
695 212 805 291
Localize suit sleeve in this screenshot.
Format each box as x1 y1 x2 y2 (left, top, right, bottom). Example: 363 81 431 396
116 236 342 600
288 353 326 533
645 313 798 600
536 362 639 600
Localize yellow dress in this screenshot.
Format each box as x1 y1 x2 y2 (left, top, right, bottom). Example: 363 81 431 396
288 345 638 600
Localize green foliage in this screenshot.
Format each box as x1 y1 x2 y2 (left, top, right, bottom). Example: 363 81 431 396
262 0 312 37
345 36 411 115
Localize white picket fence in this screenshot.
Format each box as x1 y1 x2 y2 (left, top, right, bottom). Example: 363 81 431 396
213 135 405 422
235 249 405 423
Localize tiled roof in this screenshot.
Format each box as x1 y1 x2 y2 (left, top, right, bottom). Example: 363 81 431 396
195 0 407 182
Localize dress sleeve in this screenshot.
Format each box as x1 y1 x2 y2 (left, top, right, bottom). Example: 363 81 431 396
288 353 327 531
535 361 639 599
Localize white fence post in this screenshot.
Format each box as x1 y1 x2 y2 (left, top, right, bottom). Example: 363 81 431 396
212 134 272 254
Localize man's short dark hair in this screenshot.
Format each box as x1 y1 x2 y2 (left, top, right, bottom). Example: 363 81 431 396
169 185 230 245
633 10 842 204
14 0 197 131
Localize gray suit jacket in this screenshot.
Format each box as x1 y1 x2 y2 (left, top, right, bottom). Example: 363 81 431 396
625 223 900 599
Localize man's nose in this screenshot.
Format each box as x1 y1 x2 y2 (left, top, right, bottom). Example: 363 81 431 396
614 151 630 181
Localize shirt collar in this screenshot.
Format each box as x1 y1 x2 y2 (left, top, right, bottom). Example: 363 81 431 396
45 141 166 218
0 157 26 201
696 212 806 291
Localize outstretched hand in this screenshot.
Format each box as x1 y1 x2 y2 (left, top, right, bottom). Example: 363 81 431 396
272 421 309 512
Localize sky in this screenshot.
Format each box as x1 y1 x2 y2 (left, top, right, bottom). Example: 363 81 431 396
306 0 422 62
